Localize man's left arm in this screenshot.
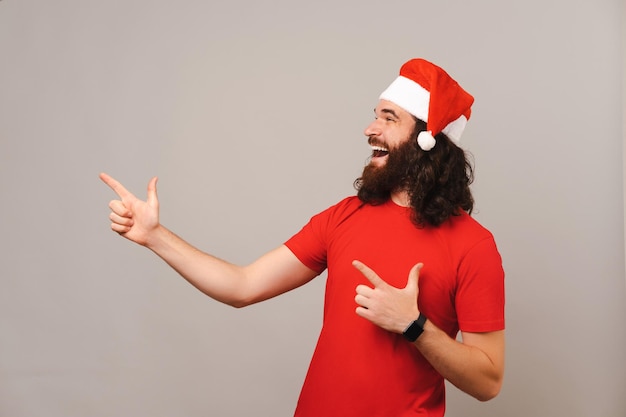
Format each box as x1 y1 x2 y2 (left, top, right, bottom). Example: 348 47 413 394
353 260 504 401
415 325 504 401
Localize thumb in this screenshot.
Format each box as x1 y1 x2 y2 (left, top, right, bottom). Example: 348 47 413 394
147 176 159 206
405 262 423 292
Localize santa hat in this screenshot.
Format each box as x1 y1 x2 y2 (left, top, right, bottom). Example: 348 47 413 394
379 58 474 151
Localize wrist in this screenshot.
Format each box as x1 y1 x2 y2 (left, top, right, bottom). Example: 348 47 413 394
402 313 427 342
144 224 169 250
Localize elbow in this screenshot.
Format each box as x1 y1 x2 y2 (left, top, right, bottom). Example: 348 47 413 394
475 390 499 403
474 378 503 402
229 299 252 309
228 300 247 309
225 296 253 309
225 293 260 309
205 292 256 309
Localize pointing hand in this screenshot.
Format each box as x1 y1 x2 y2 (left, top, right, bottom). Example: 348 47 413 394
353 260 423 334
99 172 159 246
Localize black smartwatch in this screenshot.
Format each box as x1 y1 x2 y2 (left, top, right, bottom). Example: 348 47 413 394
402 313 427 342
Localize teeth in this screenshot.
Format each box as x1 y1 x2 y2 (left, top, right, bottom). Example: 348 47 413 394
371 145 388 152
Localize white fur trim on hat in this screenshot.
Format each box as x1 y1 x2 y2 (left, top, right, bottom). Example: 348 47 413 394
441 114 468 145
379 76 430 122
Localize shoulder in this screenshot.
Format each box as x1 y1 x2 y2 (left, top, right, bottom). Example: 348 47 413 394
328 195 363 211
435 211 500 257
290 196 365 237
441 211 494 240
312 195 364 222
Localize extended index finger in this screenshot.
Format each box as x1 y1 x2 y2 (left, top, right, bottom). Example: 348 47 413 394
352 260 388 288
99 172 133 199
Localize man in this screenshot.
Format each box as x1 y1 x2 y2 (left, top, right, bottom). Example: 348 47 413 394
101 58 505 416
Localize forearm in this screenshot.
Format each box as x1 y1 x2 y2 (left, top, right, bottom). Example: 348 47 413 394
143 225 317 308
144 225 250 307
414 321 504 401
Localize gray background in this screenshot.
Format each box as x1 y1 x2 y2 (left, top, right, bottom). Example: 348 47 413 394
1 1 624 416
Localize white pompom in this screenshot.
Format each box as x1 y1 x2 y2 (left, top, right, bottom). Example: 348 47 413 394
417 130 436 151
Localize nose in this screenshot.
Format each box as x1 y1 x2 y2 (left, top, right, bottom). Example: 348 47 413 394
364 119 381 138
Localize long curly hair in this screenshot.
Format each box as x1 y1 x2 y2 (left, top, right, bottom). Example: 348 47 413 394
355 118 475 227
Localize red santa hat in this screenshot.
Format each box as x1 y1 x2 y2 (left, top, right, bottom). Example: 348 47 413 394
379 58 474 151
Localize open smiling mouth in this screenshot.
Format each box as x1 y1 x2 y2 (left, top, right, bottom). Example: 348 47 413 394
371 145 389 158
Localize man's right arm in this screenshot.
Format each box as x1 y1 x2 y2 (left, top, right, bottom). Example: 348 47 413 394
148 227 318 307
100 173 318 307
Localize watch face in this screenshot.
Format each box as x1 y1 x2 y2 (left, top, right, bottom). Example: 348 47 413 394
403 315 426 342
402 320 423 342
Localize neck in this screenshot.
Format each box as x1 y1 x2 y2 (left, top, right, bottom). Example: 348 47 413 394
391 189 411 207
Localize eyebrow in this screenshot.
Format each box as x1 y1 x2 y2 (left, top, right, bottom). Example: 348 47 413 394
374 108 400 118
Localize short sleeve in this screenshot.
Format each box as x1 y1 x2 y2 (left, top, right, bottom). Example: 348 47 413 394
455 236 505 332
284 215 329 275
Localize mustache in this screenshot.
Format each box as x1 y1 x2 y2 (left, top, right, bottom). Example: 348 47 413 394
367 137 387 148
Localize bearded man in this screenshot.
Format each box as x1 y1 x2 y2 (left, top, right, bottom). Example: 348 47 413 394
101 58 505 417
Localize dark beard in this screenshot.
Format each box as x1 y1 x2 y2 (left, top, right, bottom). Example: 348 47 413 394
355 138 418 204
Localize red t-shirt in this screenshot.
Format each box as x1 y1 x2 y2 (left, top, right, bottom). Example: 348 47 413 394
285 197 505 417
